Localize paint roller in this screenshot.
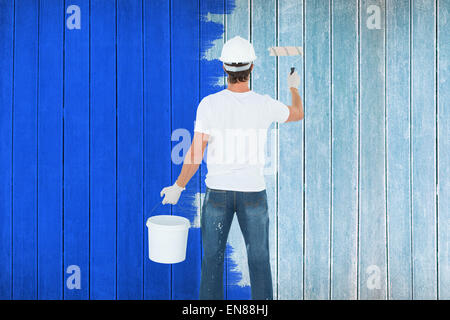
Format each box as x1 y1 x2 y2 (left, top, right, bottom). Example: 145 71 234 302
268 46 303 75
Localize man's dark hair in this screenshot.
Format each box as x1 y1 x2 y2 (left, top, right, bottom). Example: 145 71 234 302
224 63 253 84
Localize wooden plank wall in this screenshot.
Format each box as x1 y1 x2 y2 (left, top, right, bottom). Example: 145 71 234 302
0 0 447 300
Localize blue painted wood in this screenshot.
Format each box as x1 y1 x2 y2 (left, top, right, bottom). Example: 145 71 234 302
117 0 144 300
224 0 252 300
411 0 437 300
277 0 304 300
386 0 412 300
358 0 387 300
171 0 202 300
200 0 225 101
331 0 358 300
13 0 38 300
90 0 116 300
304 0 331 300
143 0 172 300
438 0 450 300
64 0 90 300
0 0 13 300
38 0 64 300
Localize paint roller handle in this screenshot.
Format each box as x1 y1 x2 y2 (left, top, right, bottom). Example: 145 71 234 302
290 67 295 75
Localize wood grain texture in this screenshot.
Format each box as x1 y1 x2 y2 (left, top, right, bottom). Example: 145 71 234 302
331 0 359 300
438 0 450 300
411 0 437 300
13 0 39 299
143 0 172 300
358 0 387 300
38 0 64 300
171 0 202 300
0 0 14 300
386 0 412 300
117 0 144 299
64 0 90 300
90 0 116 300
277 0 304 300
304 0 332 300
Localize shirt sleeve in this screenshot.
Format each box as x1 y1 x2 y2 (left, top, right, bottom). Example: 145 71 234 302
194 96 210 134
264 94 290 123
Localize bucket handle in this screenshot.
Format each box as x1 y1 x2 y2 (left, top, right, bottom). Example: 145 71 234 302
147 196 202 217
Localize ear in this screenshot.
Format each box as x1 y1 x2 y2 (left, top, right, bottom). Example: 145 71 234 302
250 64 254 71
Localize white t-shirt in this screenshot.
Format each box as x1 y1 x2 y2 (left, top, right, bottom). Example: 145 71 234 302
194 89 289 192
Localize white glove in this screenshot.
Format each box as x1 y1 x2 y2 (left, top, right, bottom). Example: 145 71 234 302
160 182 185 205
287 70 300 89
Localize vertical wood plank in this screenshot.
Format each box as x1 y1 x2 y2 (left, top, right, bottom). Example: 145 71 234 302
277 0 304 300
64 0 90 299
13 0 38 300
438 0 450 300
411 0 437 300
0 0 14 300
143 0 172 300
358 0 387 300
171 0 201 300
200 0 225 100
252 0 278 300
304 0 331 300
38 0 64 299
117 0 144 299
90 0 117 300
386 0 412 300
224 0 252 300
331 0 359 300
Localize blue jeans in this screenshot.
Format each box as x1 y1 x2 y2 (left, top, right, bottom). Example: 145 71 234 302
199 187 273 300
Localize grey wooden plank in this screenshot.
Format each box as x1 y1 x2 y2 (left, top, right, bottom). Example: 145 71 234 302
331 0 359 300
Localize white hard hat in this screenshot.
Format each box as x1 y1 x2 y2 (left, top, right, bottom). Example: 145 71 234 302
219 36 257 72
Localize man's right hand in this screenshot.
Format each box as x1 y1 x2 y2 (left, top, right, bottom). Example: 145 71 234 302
160 182 185 205
287 71 300 89
285 70 304 122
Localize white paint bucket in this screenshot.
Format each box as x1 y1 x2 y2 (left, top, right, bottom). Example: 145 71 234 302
146 215 190 264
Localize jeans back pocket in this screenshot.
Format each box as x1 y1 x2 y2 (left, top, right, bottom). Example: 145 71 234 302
243 190 267 208
205 188 227 208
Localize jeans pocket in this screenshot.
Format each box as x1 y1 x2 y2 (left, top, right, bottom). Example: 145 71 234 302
243 190 266 208
206 188 226 208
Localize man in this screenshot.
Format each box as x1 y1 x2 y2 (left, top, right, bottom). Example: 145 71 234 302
160 36 304 300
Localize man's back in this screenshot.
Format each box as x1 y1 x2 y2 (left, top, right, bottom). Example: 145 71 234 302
194 89 289 191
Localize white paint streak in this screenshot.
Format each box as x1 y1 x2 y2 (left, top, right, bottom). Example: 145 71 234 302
200 11 226 88
191 192 204 228
201 12 224 62
203 12 224 23
202 38 224 61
